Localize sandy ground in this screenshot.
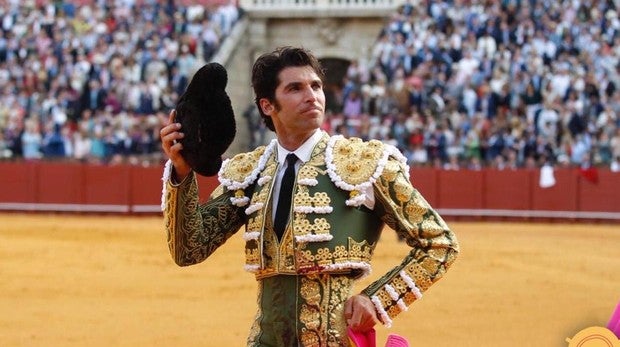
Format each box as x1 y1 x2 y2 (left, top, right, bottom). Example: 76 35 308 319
0 213 618 347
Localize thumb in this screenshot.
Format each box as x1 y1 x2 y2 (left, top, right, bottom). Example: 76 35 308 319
344 297 353 319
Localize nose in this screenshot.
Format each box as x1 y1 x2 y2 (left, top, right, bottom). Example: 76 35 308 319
303 85 322 103
302 86 317 102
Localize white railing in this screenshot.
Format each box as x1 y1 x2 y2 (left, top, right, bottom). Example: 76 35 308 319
239 0 403 16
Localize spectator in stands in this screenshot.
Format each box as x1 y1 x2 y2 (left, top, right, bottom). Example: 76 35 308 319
611 155 620 172
21 119 42 160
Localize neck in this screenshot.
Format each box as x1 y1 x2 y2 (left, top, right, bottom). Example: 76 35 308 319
277 129 317 152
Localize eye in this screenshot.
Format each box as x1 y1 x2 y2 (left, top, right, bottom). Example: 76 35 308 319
287 84 301 92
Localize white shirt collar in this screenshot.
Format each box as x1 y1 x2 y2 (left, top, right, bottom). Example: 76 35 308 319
276 129 324 165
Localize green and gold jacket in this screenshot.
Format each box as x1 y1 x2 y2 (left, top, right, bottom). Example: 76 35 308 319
162 132 459 327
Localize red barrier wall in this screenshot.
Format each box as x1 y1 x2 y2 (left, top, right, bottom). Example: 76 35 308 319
578 170 620 212
483 169 532 210
409 168 437 206
36 163 83 204
0 162 37 203
131 166 167 207
83 165 130 205
196 175 220 202
437 170 485 209
0 162 618 219
531 169 578 211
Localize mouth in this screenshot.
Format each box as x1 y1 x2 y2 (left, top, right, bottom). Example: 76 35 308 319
301 105 323 115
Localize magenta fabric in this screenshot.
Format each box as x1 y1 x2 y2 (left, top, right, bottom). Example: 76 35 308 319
608 300 620 338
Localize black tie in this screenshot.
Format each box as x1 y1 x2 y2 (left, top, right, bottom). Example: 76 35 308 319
274 153 298 240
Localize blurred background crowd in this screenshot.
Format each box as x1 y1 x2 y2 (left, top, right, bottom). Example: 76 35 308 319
1 0 619 171
0 0 239 166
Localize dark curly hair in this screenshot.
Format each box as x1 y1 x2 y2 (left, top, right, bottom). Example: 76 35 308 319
251 46 325 131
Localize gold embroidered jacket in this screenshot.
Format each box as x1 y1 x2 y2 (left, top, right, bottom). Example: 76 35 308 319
162 133 459 327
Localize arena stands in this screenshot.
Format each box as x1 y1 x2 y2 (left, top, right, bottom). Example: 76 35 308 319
1 0 619 172
0 0 240 166
317 0 620 170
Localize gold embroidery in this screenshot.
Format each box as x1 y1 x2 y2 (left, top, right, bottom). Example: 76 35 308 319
349 243 363 261
309 134 329 161
327 276 352 346
293 217 331 239
420 219 445 238
402 291 417 305
393 177 414 203
262 162 277 180
301 277 322 305
387 305 402 318
405 202 426 224
294 191 333 209
279 225 296 272
348 238 373 262
299 274 352 347
315 248 333 266
405 263 433 291
333 246 348 263
294 218 313 235
312 218 331 235
244 154 277 273
420 256 441 275
300 277 324 346
297 249 315 269
314 192 331 207
299 165 319 181
331 137 384 185
381 160 400 182
300 331 320 347
245 246 260 266
166 177 246 266
294 191 314 207
377 289 392 306
391 276 408 294
222 147 266 182
428 248 448 260
247 216 262 232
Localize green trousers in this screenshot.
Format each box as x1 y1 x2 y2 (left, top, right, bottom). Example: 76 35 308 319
247 273 356 347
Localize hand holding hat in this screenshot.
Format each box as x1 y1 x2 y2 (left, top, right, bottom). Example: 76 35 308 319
174 62 236 176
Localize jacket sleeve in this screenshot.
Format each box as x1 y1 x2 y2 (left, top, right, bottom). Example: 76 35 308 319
361 156 459 327
162 169 247 267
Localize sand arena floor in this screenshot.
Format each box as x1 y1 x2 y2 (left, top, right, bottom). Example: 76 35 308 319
1 213 618 347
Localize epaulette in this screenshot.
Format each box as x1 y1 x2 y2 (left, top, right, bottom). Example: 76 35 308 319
217 139 277 206
325 135 408 206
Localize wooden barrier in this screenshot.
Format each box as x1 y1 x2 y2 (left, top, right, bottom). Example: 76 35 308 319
483 169 532 210
437 170 485 209
409 168 437 207
531 168 578 212
0 162 618 220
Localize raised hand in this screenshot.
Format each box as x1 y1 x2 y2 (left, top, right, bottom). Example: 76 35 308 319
160 109 191 182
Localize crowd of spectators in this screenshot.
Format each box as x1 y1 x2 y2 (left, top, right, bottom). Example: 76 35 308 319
0 0 239 166
1 0 620 172
317 0 620 171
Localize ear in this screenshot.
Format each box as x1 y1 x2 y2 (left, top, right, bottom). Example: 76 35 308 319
259 98 275 116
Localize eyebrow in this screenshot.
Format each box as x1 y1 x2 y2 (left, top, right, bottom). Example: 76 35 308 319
282 79 323 91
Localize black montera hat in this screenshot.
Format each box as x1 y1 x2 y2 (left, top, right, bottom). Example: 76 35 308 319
174 62 236 176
